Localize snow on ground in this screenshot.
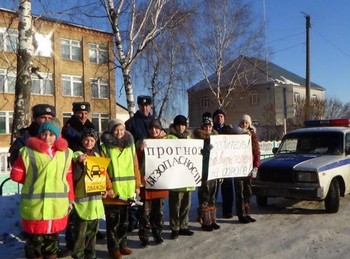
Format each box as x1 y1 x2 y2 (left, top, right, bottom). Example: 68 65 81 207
2 190 350 259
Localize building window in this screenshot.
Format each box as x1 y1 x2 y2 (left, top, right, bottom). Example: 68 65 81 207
0 28 18 52
0 111 13 134
91 78 109 98
311 94 317 101
249 92 259 104
0 69 15 93
201 96 210 107
63 112 73 125
294 92 301 103
62 75 83 96
61 39 82 61
89 44 108 64
92 113 109 133
252 120 260 126
31 73 53 95
34 33 52 57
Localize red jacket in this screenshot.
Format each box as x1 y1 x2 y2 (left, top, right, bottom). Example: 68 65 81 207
11 136 74 234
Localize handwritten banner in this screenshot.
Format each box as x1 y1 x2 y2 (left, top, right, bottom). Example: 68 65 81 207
144 139 204 189
208 135 252 181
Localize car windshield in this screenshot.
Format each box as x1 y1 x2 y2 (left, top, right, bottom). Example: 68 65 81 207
277 131 344 155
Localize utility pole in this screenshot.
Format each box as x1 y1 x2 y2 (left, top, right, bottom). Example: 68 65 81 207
303 12 311 120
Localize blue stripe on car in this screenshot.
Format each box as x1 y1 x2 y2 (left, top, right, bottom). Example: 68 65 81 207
318 158 350 172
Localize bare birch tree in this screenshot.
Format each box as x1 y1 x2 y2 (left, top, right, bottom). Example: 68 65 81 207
187 0 263 110
103 0 190 117
11 0 34 141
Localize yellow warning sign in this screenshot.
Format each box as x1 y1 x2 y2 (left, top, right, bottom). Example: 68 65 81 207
84 156 111 194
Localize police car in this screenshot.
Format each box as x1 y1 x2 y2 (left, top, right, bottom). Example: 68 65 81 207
252 119 350 213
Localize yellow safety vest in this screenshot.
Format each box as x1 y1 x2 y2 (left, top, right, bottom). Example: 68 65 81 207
101 144 136 200
20 147 72 220
73 151 105 220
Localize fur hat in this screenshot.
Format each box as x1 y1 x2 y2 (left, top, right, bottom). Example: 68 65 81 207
108 118 125 132
137 95 152 105
32 104 56 118
81 128 98 141
72 102 91 112
213 109 225 119
241 114 252 126
38 117 61 139
174 115 187 126
148 119 162 129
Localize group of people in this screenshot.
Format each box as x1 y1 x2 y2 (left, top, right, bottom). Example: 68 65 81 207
9 95 260 259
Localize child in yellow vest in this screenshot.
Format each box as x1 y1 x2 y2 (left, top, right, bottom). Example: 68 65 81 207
71 128 105 259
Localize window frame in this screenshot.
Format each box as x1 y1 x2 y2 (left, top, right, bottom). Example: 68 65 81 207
31 73 54 95
62 75 83 97
201 96 210 108
92 113 109 133
249 91 259 105
0 69 16 93
0 111 13 134
91 78 109 99
89 43 108 64
0 27 18 52
61 38 82 61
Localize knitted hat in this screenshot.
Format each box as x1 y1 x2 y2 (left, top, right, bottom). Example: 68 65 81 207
81 128 98 141
148 119 162 130
241 114 252 126
32 104 56 118
202 117 213 127
108 118 125 132
72 102 91 112
137 95 152 105
38 117 61 139
174 115 187 126
213 109 225 119
202 112 211 121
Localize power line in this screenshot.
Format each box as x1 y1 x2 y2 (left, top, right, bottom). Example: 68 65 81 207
268 32 305 44
313 28 350 60
269 43 305 55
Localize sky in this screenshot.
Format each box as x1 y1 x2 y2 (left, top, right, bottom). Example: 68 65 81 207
1 0 350 106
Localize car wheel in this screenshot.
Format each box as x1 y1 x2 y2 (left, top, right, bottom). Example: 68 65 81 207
325 178 340 213
256 195 268 207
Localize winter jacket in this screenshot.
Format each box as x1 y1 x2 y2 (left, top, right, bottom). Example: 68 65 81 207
100 130 141 205
125 111 153 143
10 137 74 234
136 132 169 200
213 123 234 134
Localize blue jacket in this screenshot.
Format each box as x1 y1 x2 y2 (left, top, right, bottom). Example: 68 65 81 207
125 111 153 142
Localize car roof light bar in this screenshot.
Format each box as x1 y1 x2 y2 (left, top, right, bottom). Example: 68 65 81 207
304 119 350 127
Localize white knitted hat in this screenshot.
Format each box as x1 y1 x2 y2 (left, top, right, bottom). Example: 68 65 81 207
241 114 252 126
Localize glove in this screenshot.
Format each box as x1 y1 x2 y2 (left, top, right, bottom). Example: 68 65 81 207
248 167 258 179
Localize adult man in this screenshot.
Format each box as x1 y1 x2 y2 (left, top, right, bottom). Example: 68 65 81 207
212 109 234 219
59 101 102 258
9 104 55 165
125 95 154 232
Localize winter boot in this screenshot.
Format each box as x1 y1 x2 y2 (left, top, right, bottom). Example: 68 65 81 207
209 206 220 230
200 207 213 232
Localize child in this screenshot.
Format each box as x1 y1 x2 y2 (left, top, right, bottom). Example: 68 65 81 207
136 119 168 247
100 118 141 259
71 128 105 259
193 113 220 231
167 115 195 239
10 118 74 259
233 114 260 223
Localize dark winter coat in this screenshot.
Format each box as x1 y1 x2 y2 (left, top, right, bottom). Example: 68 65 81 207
125 111 153 143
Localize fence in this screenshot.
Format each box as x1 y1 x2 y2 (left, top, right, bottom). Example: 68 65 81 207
0 140 281 195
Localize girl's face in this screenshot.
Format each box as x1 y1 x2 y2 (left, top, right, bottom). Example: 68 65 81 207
148 127 161 138
40 130 56 146
82 136 96 150
240 120 250 130
175 124 186 133
113 124 125 139
203 125 213 134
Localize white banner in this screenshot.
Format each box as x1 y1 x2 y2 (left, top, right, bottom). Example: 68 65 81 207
208 135 252 181
144 139 204 189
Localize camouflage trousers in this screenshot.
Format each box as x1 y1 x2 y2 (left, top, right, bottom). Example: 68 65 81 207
25 232 59 259
138 198 165 241
169 191 191 231
198 179 218 209
71 210 99 259
104 204 128 253
234 178 252 217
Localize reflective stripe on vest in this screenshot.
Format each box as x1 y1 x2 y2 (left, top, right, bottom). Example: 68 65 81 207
20 148 72 221
101 144 136 200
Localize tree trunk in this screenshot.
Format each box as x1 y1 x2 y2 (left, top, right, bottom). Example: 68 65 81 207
11 0 33 142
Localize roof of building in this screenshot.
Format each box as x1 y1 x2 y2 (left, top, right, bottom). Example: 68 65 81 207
188 56 325 92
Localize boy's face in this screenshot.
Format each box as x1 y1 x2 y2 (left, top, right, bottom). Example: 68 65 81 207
240 120 250 130
82 136 96 150
214 114 225 125
203 124 213 134
148 127 161 138
175 124 186 133
113 125 125 139
40 130 56 146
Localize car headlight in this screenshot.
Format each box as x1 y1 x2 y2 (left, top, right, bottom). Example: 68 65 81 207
295 171 318 183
